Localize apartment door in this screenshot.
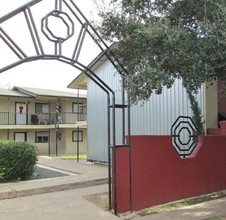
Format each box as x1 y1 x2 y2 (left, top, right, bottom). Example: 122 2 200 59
14 132 27 142
15 102 27 125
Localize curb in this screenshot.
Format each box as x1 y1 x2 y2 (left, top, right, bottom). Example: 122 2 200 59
0 177 108 200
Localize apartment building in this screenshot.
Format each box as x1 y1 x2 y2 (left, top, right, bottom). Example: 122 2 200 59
0 86 87 156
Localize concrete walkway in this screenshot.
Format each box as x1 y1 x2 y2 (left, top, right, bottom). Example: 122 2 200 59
132 196 226 220
0 156 109 200
0 156 226 220
0 184 119 220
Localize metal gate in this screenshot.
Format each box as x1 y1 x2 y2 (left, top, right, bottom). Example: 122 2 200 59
0 0 131 215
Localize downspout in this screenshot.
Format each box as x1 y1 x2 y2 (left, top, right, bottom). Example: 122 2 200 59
76 88 80 162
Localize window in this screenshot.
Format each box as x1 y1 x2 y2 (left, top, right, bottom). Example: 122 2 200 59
72 102 87 121
72 130 83 142
35 131 49 143
14 132 26 142
36 103 49 114
73 103 83 114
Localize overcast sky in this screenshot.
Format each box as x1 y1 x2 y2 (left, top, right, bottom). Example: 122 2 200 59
0 0 107 90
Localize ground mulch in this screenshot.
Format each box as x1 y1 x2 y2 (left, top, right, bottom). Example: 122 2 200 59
32 165 69 179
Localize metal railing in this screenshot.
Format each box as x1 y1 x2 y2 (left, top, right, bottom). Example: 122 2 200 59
0 112 87 125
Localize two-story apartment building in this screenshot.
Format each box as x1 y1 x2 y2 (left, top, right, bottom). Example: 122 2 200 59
0 86 87 156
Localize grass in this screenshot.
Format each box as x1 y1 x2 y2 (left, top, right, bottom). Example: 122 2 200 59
59 154 87 160
206 217 225 220
138 191 225 217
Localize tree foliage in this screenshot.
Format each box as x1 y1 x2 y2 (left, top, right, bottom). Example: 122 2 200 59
96 0 226 104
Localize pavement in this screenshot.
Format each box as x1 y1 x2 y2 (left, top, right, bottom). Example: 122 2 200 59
0 156 109 200
0 156 226 220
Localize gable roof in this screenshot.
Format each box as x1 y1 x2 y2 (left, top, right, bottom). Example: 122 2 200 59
67 43 116 89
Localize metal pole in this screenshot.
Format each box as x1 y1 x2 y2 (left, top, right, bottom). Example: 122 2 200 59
127 87 132 212
55 98 60 156
112 94 117 215
48 128 51 156
122 77 126 144
77 126 79 162
107 96 112 211
77 88 80 122
55 127 58 157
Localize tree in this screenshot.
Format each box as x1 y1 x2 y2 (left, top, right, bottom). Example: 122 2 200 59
95 0 226 134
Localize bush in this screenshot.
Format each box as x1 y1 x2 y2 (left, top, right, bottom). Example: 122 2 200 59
0 141 38 183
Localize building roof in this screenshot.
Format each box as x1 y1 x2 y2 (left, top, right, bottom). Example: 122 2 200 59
68 73 88 90
13 86 86 98
0 86 86 99
67 43 117 89
0 88 29 97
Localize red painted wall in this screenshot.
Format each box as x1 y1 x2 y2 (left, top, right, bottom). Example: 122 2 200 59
113 135 226 213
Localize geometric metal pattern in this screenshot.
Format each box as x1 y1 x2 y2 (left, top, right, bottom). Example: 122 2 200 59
41 10 74 43
171 116 198 158
0 0 128 72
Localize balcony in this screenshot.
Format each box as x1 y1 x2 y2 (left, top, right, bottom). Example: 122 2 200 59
0 112 87 125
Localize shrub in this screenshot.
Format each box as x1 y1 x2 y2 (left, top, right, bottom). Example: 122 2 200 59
0 141 38 183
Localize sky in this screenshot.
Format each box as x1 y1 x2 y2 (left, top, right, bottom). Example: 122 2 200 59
0 0 108 90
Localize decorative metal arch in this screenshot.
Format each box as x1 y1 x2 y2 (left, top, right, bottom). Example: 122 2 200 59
0 0 131 215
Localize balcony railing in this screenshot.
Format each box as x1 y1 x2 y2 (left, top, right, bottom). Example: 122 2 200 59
0 112 87 125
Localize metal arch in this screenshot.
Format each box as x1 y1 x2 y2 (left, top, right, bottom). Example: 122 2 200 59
0 0 128 75
0 0 131 215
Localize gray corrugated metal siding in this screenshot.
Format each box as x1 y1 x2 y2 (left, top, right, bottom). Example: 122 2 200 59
87 60 204 162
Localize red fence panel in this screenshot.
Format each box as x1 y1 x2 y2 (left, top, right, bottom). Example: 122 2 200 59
113 135 226 213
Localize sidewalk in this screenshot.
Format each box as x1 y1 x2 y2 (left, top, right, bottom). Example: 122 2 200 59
0 156 226 220
132 195 226 220
0 156 109 200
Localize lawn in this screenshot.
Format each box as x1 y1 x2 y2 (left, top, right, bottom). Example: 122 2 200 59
59 154 87 160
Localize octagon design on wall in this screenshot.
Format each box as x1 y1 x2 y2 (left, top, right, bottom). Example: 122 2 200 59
171 116 198 157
